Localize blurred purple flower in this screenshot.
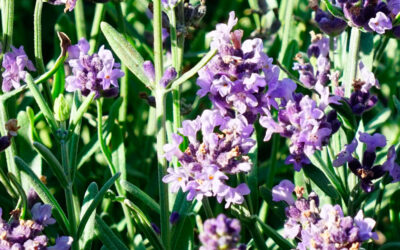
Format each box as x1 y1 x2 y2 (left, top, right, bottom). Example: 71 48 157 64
333 139 358 167
48 236 74 250
47 0 77 12
1 46 36 92
199 214 243 250
382 146 400 182
272 180 295 205
31 203 56 227
66 38 123 98
315 9 347 36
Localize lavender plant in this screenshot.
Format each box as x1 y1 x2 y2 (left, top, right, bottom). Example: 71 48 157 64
0 0 399 249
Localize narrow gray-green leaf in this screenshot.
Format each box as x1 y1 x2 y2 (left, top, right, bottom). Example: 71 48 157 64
76 172 121 239
14 156 70 232
303 164 340 201
256 218 295 250
95 215 129 250
100 22 149 88
80 182 98 250
33 141 69 188
121 180 160 214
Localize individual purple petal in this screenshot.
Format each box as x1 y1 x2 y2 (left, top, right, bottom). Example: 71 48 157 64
359 61 380 92
333 139 358 167
359 132 386 152
163 133 183 161
382 146 400 182
47 236 73 250
272 180 295 205
31 203 56 226
368 12 392 34
388 0 400 15
143 61 155 83
159 66 177 88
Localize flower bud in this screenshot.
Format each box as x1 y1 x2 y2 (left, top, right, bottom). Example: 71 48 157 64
54 94 71 122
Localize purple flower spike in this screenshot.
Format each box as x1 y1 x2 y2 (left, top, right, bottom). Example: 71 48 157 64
333 139 358 167
199 214 243 250
272 180 295 205
2 46 36 92
66 38 123 98
368 12 392 34
359 132 386 152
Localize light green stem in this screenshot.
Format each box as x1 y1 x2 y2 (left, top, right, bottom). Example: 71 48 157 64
34 0 53 106
2 0 14 53
154 0 170 248
96 100 135 239
155 89 170 249
89 3 106 54
74 0 86 39
344 27 361 98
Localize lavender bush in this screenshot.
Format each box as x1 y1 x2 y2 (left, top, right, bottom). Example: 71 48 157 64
0 0 399 249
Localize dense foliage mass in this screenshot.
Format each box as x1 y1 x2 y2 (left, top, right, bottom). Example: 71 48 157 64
0 0 400 249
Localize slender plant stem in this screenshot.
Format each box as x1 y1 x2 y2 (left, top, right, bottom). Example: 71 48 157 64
329 36 335 68
0 167 18 199
202 198 214 218
96 99 135 240
246 221 268 250
74 0 87 39
344 27 361 98
2 0 14 53
155 89 170 249
34 0 53 106
89 3 106 54
0 102 19 181
153 0 170 248
60 127 78 250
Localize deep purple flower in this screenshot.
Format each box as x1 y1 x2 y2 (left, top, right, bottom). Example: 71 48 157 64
388 0 400 15
368 12 392 34
273 181 378 249
163 109 254 208
315 9 348 36
66 38 124 98
199 214 243 250
1 46 36 92
272 180 295 205
169 212 180 225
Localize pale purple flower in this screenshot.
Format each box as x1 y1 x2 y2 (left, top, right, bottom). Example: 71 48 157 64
359 132 387 152
66 38 123 98
272 180 295 205
359 62 380 92
199 214 243 250
47 0 77 12
47 236 73 250
382 146 400 182
159 66 177 88
31 203 56 226
163 109 254 207
274 185 378 249
1 46 36 92
161 0 178 8
368 12 392 34
354 210 379 241
143 60 155 83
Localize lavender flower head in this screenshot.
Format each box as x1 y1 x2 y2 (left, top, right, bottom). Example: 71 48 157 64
162 109 254 208
315 9 347 36
66 38 124 98
142 61 177 88
197 11 296 122
0 203 73 249
199 214 244 250
333 132 397 192
1 46 36 92
272 180 378 249
46 0 77 12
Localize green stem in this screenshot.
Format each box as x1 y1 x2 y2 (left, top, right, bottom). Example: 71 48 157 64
34 0 53 106
202 198 214 218
89 3 106 54
246 221 267 250
2 0 14 53
96 99 135 239
344 27 361 98
155 89 170 249
0 102 19 181
0 167 18 199
153 0 164 84
329 36 335 68
60 134 78 250
373 36 390 73
74 0 87 39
